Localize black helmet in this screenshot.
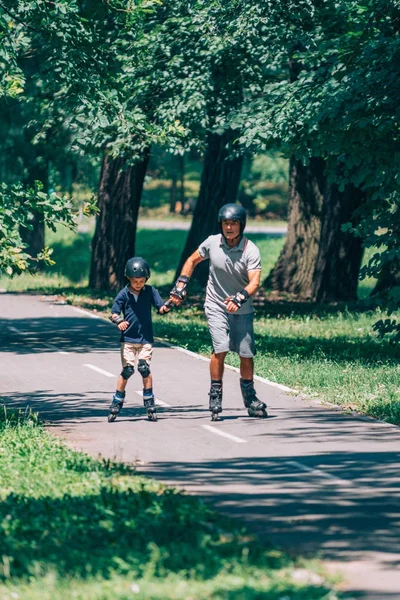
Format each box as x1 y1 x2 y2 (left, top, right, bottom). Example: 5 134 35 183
218 203 247 234
124 256 150 279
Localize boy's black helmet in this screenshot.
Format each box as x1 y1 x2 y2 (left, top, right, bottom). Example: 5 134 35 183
218 203 247 234
124 257 150 279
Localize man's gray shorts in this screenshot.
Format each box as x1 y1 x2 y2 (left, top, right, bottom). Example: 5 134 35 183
205 305 256 357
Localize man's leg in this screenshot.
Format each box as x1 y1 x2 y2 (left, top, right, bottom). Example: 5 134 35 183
239 356 267 418
205 305 230 418
230 315 268 418
210 351 227 380
209 351 227 418
239 356 254 380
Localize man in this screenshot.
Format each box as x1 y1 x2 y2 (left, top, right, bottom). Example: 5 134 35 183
170 203 267 420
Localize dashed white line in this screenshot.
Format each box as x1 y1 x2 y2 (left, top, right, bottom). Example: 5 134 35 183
8 326 68 354
202 424 247 444
286 460 353 487
84 364 115 378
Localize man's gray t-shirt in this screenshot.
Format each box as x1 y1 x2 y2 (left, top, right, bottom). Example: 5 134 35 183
198 234 261 315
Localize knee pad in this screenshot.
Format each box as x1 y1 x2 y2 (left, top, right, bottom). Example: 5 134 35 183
137 359 150 378
121 365 134 380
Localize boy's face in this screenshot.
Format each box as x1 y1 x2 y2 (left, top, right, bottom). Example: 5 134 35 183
128 277 146 292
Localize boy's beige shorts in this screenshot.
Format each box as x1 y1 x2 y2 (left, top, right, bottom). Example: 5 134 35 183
120 343 153 367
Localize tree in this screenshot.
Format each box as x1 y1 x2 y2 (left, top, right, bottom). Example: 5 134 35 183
232 0 400 308
0 181 96 276
175 131 243 283
89 152 149 290
267 158 364 301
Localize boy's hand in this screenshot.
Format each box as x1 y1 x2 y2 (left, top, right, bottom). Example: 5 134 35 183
159 301 172 314
117 320 130 331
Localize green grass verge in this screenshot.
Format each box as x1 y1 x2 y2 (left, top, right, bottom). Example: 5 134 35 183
0 408 340 599
1 226 398 425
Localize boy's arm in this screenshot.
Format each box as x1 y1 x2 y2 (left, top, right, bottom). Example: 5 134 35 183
151 286 171 315
110 291 129 327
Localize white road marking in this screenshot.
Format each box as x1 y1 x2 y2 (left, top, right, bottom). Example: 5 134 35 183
44 343 69 355
8 326 68 354
134 391 171 407
71 307 102 319
202 424 247 444
286 460 354 487
84 364 115 378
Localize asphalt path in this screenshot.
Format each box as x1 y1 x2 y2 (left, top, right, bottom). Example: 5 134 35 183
1 294 399 599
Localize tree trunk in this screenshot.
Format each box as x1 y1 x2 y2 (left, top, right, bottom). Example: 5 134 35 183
20 162 48 262
179 154 185 208
266 157 365 302
372 263 400 296
266 157 325 298
89 151 150 291
175 131 243 285
169 170 177 213
312 184 365 302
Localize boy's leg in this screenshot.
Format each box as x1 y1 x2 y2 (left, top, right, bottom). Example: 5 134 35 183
137 345 156 419
108 343 136 421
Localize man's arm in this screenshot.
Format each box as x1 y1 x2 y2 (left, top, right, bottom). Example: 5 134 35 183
169 250 205 305
224 269 261 313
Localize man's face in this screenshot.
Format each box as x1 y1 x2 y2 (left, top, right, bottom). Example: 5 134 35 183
221 219 241 240
129 277 146 292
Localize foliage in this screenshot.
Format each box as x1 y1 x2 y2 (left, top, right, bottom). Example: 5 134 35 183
0 181 97 276
229 0 400 334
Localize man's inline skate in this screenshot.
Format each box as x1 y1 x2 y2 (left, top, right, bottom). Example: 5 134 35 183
240 379 268 418
209 382 223 421
108 391 125 422
143 394 157 422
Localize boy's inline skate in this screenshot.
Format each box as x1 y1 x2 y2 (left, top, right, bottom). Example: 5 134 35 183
240 379 268 418
209 383 223 421
144 394 157 422
108 391 125 422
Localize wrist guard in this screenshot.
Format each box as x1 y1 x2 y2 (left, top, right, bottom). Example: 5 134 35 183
109 315 125 325
170 275 190 301
231 289 250 308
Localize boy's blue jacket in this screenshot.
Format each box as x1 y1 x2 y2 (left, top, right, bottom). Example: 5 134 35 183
111 284 164 344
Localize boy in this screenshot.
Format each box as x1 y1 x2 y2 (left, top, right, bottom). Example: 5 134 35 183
108 256 170 422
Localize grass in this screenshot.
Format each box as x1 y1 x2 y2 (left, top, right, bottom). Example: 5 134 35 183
0 407 340 599
1 225 399 425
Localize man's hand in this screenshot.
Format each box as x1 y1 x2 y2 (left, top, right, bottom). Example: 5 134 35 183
117 320 130 331
224 289 250 313
224 296 240 313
